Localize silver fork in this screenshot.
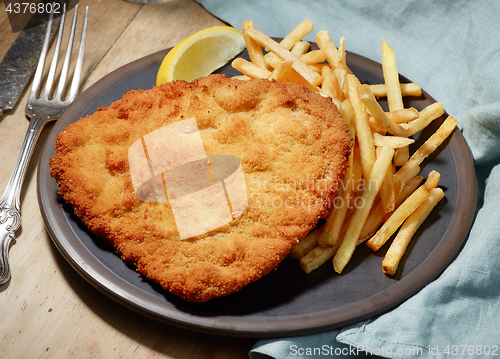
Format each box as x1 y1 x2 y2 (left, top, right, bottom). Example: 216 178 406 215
0 5 88 284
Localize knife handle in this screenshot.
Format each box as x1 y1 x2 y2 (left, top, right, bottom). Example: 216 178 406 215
0 203 21 284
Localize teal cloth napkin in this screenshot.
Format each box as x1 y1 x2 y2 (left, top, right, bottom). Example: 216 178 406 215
195 1 500 357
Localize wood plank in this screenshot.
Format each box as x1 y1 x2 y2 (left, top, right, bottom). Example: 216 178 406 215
0 0 21 62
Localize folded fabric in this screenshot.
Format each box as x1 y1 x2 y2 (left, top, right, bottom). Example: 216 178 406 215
194 1 500 357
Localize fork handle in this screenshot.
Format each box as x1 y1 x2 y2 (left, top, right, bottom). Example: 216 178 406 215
0 205 21 284
0 115 50 284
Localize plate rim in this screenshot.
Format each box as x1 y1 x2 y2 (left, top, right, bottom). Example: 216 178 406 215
36 48 477 338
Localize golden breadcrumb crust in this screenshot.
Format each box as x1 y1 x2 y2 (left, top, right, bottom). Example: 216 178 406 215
49 75 351 302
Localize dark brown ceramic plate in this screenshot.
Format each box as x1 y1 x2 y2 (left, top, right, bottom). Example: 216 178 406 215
37 45 477 338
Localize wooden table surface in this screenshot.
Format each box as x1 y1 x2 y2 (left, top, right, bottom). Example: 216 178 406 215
0 1 257 357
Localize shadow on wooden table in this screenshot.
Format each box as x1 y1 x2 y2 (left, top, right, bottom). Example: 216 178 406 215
47 238 255 358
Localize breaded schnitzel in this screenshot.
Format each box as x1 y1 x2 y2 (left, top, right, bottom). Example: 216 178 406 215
49 75 351 302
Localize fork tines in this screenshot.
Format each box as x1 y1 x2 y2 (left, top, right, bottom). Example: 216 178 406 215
29 4 88 105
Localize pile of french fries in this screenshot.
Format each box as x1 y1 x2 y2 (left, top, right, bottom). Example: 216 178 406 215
232 19 458 276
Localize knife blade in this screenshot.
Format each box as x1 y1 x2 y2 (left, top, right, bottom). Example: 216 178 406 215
0 13 60 116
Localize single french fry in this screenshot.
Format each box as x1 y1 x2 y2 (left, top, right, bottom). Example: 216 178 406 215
321 66 339 99
246 26 322 86
300 241 341 274
381 40 404 112
334 67 349 99
338 36 346 68
406 115 459 166
317 187 347 248
358 175 423 244
400 102 445 135
357 84 410 137
318 153 354 247
299 49 326 64
289 227 321 259
357 202 386 244
333 146 395 273
379 162 395 213
351 142 364 194
366 186 429 251
347 75 377 180
232 57 271 78
423 170 441 191
393 145 410 167
382 187 445 275
369 83 422 98
277 18 314 50
393 159 420 196
268 60 293 81
242 21 267 70
373 133 415 149
340 99 355 134
386 108 419 124
316 30 341 68
320 66 334 96
291 40 310 56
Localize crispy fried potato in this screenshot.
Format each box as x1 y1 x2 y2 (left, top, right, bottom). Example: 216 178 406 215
299 49 326 64
318 155 354 248
291 40 311 56
393 145 410 167
386 108 419 124
321 66 340 99
300 242 341 274
232 19 455 277
289 227 321 259
242 21 267 70
358 175 423 244
246 26 322 86
268 60 293 81
369 83 422 98
400 102 445 136
357 84 410 137
379 162 396 213
277 18 314 51
382 187 444 275
333 146 394 273
366 186 429 251
347 75 376 179
424 170 441 191
373 133 415 149
404 115 459 167
232 57 271 79
316 30 341 68
381 41 404 112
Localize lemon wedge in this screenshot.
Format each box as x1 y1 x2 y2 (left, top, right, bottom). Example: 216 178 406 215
156 26 246 85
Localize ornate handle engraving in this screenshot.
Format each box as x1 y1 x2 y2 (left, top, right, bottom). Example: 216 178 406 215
0 115 48 284
0 203 21 284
